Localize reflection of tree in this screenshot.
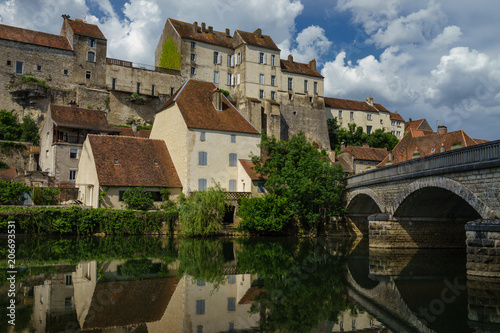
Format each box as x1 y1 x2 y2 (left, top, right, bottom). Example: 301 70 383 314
237 238 350 333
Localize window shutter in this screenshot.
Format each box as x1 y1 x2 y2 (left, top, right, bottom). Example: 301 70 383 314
231 75 235 86
237 74 240 85
264 54 267 64
218 54 222 64
231 55 235 67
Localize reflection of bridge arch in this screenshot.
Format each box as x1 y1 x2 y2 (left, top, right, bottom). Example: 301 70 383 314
346 188 385 214
389 177 491 219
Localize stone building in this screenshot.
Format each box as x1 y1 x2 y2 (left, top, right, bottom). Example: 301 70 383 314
389 111 405 139
337 144 388 174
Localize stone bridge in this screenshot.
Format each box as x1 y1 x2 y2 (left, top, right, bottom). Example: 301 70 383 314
344 140 500 250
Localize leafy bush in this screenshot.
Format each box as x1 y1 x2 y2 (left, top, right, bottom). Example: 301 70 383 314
0 110 39 144
238 194 294 234
122 186 154 211
0 180 30 205
0 161 8 170
31 187 60 205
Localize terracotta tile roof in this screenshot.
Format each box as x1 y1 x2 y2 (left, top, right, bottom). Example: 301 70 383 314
238 286 266 304
239 159 263 181
169 18 232 48
324 97 389 113
50 104 117 132
82 277 179 329
159 80 260 135
0 24 72 50
390 111 405 122
280 59 323 78
88 135 182 188
342 145 388 162
404 118 433 132
115 127 151 138
333 158 353 174
377 129 484 167
66 19 106 40
0 166 17 182
235 29 280 51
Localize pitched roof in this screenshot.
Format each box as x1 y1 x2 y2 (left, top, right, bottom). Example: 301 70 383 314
238 286 266 304
324 97 390 113
235 29 280 51
169 18 232 48
66 18 106 40
81 277 179 329
390 111 405 122
377 129 483 167
50 105 117 132
159 80 260 135
0 24 72 50
280 59 323 78
88 135 182 188
0 166 17 182
341 145 388 162
239 159 263 181
405 118 433 132
115 127 151 138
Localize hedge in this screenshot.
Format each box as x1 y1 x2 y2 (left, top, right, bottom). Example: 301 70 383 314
0 206 178 235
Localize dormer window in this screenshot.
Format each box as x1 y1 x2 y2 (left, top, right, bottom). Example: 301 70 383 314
213 89 223 111
88 38 96 47
154 161 159 166
87 51 95 62
114 159 119 164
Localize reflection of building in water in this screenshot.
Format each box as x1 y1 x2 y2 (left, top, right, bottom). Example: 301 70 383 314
330 308 387 333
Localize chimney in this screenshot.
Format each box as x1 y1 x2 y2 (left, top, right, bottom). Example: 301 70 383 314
308 59 317 71
132 122 137 135
212 88 223 111
62 14 70 20
254 28 262 38
440 143 445 153
366 96 373 106
208 26 213 34
201 22 206 32
409 117 412 122
362 142 369 148
340 142 346 151
288 54 293 63
388 150 393 162
412 147 420 159
437 124 447 134
225 28 231 37
193 21 198 33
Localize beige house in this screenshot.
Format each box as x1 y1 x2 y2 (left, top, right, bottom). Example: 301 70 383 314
76 134 182 208
150 79 261 194
390 111 406 139
39 104 120 185
238 159 266 197
325 96 391 135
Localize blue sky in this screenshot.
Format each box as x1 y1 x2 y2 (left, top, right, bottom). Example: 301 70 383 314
1 0 499 140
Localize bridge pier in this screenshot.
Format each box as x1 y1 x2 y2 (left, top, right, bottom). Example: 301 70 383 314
466 220 500 278
368 214 467 248
468 275 500 329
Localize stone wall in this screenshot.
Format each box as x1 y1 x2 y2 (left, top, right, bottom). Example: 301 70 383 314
466 220 500 278
468 275 500 329
0 141 34 173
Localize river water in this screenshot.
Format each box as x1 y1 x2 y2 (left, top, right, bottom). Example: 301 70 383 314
1 236 497 333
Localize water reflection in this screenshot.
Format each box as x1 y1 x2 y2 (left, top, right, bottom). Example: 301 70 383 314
0 236 499 332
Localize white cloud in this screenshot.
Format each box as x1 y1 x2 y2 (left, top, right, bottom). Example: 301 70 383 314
429 25 461 49
278 25 332 63
336 0 401 34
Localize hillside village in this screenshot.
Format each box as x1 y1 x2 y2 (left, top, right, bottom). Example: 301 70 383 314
0 15 488 209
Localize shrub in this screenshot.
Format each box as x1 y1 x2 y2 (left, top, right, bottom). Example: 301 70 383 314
0 161 9 170
31 187 60 205
238 194 294 234
122 186 154 211
0 180 30 205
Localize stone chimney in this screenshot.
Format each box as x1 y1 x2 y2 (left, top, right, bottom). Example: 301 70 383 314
362 142 369 148
193 22 198 33
254 28 262 38
62 14 70 20
340 142 346 151
201 22 206 32
366 96 374 106
437 124 447 134
388 150 393 162
225 28 231 37
308 59 316 71
288 54 293 63
212 88 223 111
132 122 137 135
208 26 213 34
409 117 412 122
440 143 445 153
412 147 420 159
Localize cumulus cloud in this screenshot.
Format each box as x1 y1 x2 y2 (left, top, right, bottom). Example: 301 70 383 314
336 0 401 34
278 25 332 64
429 25 461 49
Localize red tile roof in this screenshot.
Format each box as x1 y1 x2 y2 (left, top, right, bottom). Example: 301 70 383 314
66 19 106 40
169 18 232 48
341 145 388 162
324 97 390 113
239 159 263 181
0 166 17 182
238 286 266 304
390 111 405 122
159 80 260 135
280 59 323 78
405 118 433 132
235 29 280 51
0 24 72 50
115 127 151 138
377 129 483 167
50 104 117 132
88 135 182 188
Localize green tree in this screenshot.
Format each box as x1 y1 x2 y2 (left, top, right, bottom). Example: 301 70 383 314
159 37 181 70
0 180 30 205
251 132 345 232
20 114 39 145
337 123 367 147
122 186 154 211
31 187 60 205
0 109 22 141
238 194 294 234
365 128 399 151
327 118 341 151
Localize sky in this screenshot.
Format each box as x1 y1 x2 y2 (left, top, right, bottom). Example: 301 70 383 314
1 0 499 140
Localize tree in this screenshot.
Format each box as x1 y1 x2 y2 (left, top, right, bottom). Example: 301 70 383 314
337 123 367 147
0 180 31 205
0 110 22 141
328 121 400 151
20 114 40 145
159 36 181 70
250 132 345 232
327 118 341 151
122 186 154 211
365 128 399 151
238 194 293 234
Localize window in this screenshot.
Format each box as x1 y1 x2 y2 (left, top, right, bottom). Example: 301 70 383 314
229 153 237 167
69 170 77 180
391 120 396 126
119 191 125 201
112 78 116 90
198 152 207 165
147 191 162 201
64 69 68 75
196 300 205 314
366 125 372 135
258 52 266 64
197 325 203 333
170 87 174 96
191 41 196 48
309 97 313 103
236 52 242 65
213 51 221 64
397 131 401 136
86 71 91 79
314 81 318 94
191 67 196 75
380 119 383 124
200 132 205 141
198 179 207 190
258 182 265 193
228 275 236 284
88 38 96 47
259 89 264 98
66 274 73 286
367 114 372 121
46 150 49 157
65 297 73 311
214 71 219 83
229 323 235 331
114 159 119 164
231 134 236 143
70 148 78 159
288 93 293 100
227 73 234 86
339 110 343 118
271 91 276 100
227 54 234 67
6 60 11 66
136 82 141 94
191 53 196 61
271 75 276 86
151 84 155 96
37 65 42 71
304 80 308 92
227 297 236 311
259 74 264 84
229 179 236 192
197 280 205 286
236 74 240 85
288 77 293 91
15 61 23 74
271 54 276 66
350 111 354 119
87 51 95 62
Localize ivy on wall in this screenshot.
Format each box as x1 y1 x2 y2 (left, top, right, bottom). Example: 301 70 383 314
159 36 181 71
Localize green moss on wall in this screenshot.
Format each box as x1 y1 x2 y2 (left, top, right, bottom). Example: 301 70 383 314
159 37 181 70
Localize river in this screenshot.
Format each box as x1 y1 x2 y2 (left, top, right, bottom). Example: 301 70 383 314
0 235 497 332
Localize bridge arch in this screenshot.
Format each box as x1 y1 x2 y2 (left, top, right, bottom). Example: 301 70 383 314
390 176 492 219
346 188 385 215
